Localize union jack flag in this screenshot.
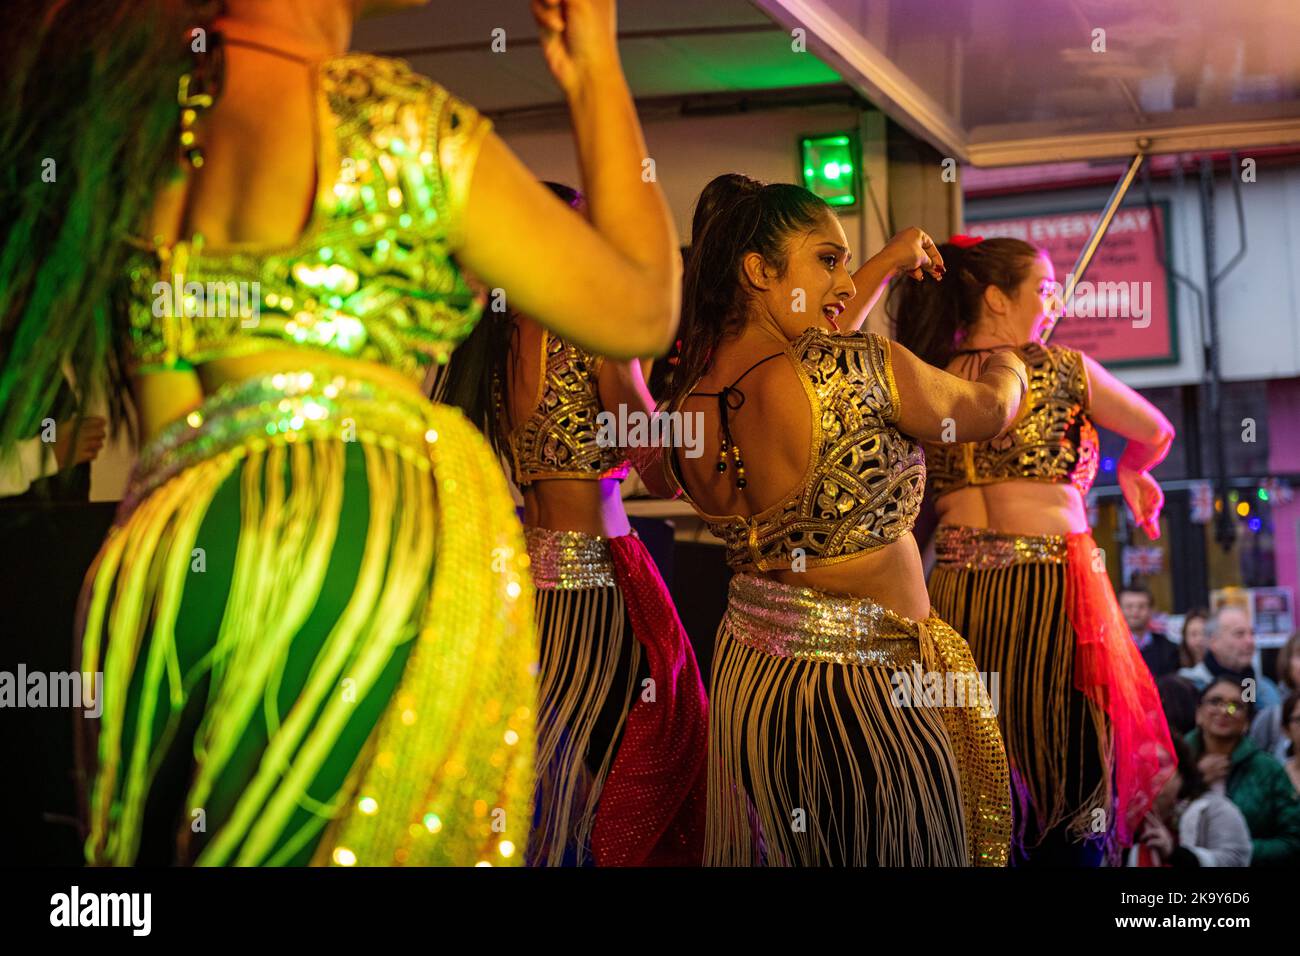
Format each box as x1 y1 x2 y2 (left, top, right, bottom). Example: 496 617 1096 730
1190 481 1214 524
1123 546 1164 581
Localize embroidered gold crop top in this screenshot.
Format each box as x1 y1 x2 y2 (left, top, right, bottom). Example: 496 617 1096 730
925 343 1098 496
503 329 631 487
124 54 491 382
667 329 925 573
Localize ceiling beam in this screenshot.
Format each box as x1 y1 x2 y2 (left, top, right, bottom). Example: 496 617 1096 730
967 118 1300 168
752 0 970 161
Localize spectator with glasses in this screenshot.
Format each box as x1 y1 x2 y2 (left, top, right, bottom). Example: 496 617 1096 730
1185 677 1300 866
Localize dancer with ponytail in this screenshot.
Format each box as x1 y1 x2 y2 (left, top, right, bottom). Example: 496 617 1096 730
0 0 679 865
446 183 707 867
890 235 1176 865
663 174 1025 866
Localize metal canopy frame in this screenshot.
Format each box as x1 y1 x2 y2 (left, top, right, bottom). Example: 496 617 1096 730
753 0 1300 168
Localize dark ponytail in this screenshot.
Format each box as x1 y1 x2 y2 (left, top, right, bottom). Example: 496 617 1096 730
666 173 831 412
0 1 222 452
441 181 584 459
887 237 1040 368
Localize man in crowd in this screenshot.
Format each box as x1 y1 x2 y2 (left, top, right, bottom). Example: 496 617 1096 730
1181 604 1283 710
1121 584 1180 678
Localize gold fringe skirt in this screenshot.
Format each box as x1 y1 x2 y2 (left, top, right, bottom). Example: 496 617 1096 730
706 573 1010 867
928 525 1112 855
76 366 536 866
525 527 641 866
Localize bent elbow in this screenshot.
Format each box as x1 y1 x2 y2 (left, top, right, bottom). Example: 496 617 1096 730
621 281 680 358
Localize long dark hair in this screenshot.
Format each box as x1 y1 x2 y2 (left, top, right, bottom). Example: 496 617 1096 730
887 237 1040 368
1179 607 1211 669
664 173 831 412
441 181 584 460
0 1 220 452
1282 691 1299 759
1169 733 1204 801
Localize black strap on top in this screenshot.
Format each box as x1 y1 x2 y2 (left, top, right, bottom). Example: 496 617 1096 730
684 352 785 491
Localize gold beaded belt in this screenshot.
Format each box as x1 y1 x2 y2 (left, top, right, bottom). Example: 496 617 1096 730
122 366 439 517
723 573 925 667
524 527 617 590
934 525 1068 570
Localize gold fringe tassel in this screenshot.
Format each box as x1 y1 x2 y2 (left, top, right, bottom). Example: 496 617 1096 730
528 585 639 866
928 561 1112 849
706 626 1010 866
81 398 536 867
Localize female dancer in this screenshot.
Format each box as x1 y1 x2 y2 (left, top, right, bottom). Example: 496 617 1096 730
446 183 707 867
0 0 680 865
891 235 1175 865
662 174 1026 866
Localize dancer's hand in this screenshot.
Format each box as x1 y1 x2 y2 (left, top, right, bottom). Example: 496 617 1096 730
1118 466 1164 539
883 227 945 282
53 416 107 468
1138 813 1174 857
532 0 620 98
1198 753 1230 786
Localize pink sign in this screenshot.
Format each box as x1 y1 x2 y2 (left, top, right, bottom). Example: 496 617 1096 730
967 205 1175 365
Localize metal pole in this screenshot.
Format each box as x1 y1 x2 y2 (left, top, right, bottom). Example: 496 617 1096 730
1199 157 1236 551
1043 150 1147 343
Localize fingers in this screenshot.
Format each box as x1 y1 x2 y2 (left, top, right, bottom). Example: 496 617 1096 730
531 0 564 33
921 234 945 278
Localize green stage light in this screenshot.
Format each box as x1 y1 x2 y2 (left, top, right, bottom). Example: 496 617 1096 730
800 133 859 207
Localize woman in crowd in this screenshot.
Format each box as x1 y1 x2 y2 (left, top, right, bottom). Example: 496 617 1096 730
0 0 680 865
1127 732 1252 866
662 173 1026 866
1179 608 1210 669
1250 632 1300 759
891 235 1176 865
1281 692 1300 796
1186 677 1300 866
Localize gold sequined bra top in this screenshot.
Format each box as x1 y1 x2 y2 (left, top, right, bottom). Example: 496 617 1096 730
504 330 631 487
124 53 491 381
667 329 925 573
925 343 1099 496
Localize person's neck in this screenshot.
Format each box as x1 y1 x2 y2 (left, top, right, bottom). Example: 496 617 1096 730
745 310 795 350
961 317 1028 351
1202 732 1238 757
220 1 354 59
1205 647 1251 676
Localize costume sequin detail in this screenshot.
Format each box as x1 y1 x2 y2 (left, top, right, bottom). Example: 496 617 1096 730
934 524 1069 570
724 573 922 667
125 54 491 380
524 526 617 590
506 330 631 486
676 330 925 572
925 344 1099 496
715 573 1011 867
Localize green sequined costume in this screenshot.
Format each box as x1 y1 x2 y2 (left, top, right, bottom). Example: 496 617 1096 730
77 53 536 867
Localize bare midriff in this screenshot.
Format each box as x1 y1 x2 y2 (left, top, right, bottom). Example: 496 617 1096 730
766 533 932 622
521 477 631 538
936 479 1089 537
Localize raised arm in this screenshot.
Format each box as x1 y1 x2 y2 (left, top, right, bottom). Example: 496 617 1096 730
1084 353 1174 538
597 357 677 498
889 339 1025 443
457 0 680 360
840 228 944 333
